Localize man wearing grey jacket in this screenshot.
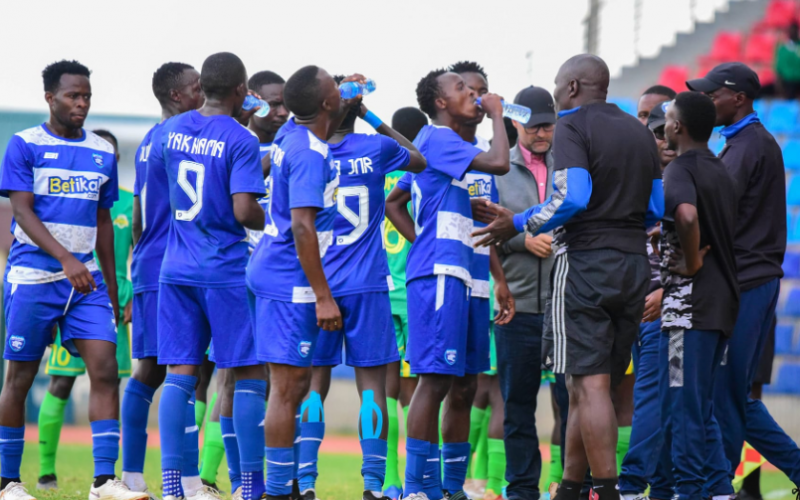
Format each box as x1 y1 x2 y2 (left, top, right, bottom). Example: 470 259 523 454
494 86 558 500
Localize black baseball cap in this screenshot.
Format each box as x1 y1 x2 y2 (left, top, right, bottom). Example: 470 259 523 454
647 100 671 131
686 62 760 98
513 86 556 128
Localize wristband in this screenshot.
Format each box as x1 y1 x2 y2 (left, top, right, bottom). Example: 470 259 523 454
363 110 383 129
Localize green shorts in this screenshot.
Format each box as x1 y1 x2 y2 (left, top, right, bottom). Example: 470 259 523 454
541 369 556 384
45 323 132 378
393 312 416 378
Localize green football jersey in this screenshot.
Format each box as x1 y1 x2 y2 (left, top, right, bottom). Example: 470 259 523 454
384 171 411 312
94 187 134 308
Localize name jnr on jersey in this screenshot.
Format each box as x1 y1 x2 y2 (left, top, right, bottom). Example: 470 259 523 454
334 157 373 176
167 132 225 158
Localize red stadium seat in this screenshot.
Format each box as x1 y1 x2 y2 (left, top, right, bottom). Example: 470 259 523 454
756 66 776 86
760 0 798 29
658 65 690 93
744 32 778 64
701 31 743 63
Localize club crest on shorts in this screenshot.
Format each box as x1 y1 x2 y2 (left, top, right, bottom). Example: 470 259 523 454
444 349 457 365
92 153 105 168
8 335 25 352
298 341 312 358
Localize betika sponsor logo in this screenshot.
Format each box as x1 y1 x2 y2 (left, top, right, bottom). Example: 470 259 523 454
467 177 492 198
48 175 101 198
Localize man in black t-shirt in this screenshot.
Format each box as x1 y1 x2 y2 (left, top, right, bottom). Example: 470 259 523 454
473 54 664 500
660 92 739 500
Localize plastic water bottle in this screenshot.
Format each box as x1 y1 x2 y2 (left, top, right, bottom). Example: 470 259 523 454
476 97 531 124
243 95 269 118
339 79 377 99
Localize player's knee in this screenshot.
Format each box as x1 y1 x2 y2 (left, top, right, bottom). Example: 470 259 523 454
133 359 166 388
448 376 478 409
87 358 119 390
49 375 75 399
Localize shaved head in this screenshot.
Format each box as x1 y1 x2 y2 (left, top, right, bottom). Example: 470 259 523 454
553 54 610 112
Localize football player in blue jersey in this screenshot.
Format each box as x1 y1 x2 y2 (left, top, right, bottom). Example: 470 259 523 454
246 66 363 500
384 69 511 500
249 70 289 175
295 76 426 500
0 60 148 500
152 52 267 500
123 62 205 499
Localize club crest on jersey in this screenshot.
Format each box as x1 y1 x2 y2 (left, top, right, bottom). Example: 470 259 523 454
8 335 25 352
445 349 457 365
298 341 312 358
92 154 105 168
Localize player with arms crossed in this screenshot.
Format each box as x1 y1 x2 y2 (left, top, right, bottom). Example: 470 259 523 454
0 60 147 500
153 52 266 500
296 77 426 500
246 66 360 500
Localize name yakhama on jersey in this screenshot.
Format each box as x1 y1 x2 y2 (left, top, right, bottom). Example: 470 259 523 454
325 133 410 296
247 118 339 303
0 124 118 284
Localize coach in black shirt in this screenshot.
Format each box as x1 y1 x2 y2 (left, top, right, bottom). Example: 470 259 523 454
659 92 739 500
473 54 663 500
687 63 800 494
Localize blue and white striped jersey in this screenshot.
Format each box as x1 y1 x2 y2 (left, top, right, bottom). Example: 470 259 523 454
463 136 496 298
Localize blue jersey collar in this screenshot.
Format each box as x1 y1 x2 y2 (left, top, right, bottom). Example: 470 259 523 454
720 112 759 140
41 123 86 142
557 106 580 118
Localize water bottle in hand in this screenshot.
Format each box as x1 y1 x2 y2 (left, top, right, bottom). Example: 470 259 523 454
476 97 531 124
243 95 270 118
340 79 377 99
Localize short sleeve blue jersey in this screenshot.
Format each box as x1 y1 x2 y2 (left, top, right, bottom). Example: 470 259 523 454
247 119 339 302
156 110 265 287
463 136 496 298
0 124 118 284
325 133 410 296
404 125 481 285
131 122 168 293
247 142 272 252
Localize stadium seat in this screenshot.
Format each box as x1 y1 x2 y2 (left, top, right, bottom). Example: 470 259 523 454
758 0 798 30
790 211 800 243
609 97 636 116
701 31 743 64
784 140 800 170
783 251 800 278
658 65 690 94
787 175 800 206
775 323 795 355
766 101 800 134
709 135 726 155
754 100 771 122
744 33 778 64
771 363 800 394
755 66 776 87
783 288 800 316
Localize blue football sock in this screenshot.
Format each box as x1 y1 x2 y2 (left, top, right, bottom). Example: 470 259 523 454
266 447 294 497
361 438 388 493
122 378 155 473
91 419 120 478
293 409 302 482
442 442 471 493
159 373 196 494
183 392 200 478
404 437 430 497
424 443 443 500
221 416 242 492
0 426 25 480
234 380 267 500
298 421 324 491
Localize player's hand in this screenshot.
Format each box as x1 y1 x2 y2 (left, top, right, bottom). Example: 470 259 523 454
642 288 663 323
316 295 343 331
61 255 96 294
123 301 133 324
493 281 516 326
648 223 662 259
479 93 504 119
668 245 710 277
237 89 263 126
471 198 496 225
472 201 519 247
525 234 552 258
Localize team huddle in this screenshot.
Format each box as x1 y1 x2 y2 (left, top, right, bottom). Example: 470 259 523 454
0 47 796 500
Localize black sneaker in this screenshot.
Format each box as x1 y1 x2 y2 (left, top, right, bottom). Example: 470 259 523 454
36 474 57 491
363 491 392 500
443 490 472 500
201 479 223 495
290 479 302 500
301 489 320 500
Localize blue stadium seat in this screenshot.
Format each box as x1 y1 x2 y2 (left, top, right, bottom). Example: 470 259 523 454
766 100 800 134
771 363 800 394
709 136 726 155
609 97 636 116
775 323 795 354
754 100 771 122
784 287 800 316
783 251 800 278
783 140 800 171
790 212 800 243
788 175 800 206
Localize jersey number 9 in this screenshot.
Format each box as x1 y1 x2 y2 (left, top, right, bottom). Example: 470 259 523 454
176 160 205 222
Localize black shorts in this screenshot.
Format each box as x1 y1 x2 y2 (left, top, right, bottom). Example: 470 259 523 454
753 315 776 385
542 248 650 386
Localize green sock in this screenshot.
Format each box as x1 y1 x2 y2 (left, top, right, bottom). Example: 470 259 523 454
473 407 491 480
486 438 507 494
195 400 208 431
200 420 225 484
38 391 69 477
385 397 402 489
467 407 486 479
547 443 563 486
616 426 632 474
403 405 410 434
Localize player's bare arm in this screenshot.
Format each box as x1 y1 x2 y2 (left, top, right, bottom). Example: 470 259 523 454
95 207 120 325
468 94 509 175
233 192 266 231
